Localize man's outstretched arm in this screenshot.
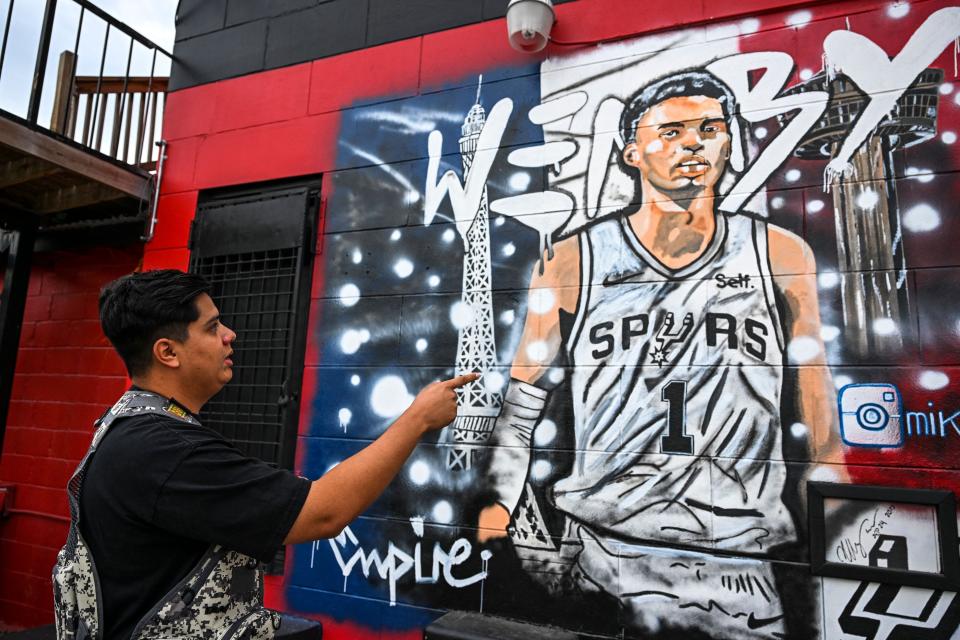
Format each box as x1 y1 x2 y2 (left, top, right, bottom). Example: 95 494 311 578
284 373 479 543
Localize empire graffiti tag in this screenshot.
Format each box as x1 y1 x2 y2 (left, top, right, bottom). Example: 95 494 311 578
318 518 492 606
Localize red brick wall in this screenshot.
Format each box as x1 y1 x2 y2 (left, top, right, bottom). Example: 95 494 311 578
0 244 141 629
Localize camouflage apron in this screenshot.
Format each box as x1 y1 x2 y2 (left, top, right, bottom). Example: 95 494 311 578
52 390 281 640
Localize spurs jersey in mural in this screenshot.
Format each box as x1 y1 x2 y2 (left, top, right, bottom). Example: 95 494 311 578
553 211 794 552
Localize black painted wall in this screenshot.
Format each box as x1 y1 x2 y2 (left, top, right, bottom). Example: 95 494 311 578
171 0 577 91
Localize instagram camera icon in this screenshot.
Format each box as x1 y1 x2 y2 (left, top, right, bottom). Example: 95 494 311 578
837 383 904 448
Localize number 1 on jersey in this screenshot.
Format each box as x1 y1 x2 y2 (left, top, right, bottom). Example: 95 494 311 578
660 380 693 454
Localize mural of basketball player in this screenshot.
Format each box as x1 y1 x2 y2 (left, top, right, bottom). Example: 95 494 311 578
477 71 844 638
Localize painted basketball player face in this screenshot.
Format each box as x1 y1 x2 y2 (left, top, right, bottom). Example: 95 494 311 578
623 95 731 194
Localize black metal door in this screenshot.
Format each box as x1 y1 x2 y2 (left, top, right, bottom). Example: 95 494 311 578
189 182 319 472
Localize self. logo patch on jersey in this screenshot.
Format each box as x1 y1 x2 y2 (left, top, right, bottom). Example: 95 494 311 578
714 273 755 289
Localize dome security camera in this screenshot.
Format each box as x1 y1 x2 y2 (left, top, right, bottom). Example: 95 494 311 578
506 0 555 53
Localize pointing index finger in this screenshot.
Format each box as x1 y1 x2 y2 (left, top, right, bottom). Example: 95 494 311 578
446 373 480 388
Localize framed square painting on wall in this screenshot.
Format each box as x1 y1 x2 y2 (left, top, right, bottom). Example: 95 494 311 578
809 482 960 590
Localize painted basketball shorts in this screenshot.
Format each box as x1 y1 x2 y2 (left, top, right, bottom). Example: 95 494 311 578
571 525 786 639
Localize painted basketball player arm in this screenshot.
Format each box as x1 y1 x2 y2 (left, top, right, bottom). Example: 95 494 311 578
283 373 479 544
477 237 581 541
768 226 847 476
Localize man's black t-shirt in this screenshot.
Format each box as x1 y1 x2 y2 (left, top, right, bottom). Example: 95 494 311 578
78 403 311 640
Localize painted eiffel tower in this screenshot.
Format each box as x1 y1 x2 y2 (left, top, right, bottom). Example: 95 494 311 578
447 77 502 471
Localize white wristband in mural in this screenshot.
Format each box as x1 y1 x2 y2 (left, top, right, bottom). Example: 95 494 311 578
487 378 549 513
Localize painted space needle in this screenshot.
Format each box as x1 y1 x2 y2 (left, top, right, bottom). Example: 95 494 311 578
783 67 943 357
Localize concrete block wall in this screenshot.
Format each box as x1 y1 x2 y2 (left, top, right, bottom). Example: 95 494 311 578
0 245 139 628
169 0 577 90
8 0 956 637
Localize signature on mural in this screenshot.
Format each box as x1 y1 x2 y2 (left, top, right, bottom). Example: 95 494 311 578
835 505 897 563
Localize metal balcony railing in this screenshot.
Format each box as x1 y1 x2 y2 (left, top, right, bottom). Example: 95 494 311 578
0 0 171 170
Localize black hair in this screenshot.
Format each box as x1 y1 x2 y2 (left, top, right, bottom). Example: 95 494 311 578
620 70 738 145
99 269 212 377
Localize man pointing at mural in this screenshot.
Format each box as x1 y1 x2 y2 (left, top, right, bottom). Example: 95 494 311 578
52 269 477 640
478 70 841 638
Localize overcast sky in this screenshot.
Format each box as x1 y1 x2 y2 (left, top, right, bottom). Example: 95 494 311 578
0 0 177 125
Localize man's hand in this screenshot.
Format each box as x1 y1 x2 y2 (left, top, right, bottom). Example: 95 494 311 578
405 373 480 433
285 371 480 543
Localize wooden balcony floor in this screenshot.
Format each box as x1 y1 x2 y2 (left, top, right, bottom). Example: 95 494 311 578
0 113 150 230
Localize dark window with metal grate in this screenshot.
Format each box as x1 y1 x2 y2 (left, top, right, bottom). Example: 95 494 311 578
193 247 299 463
189 181 319 571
